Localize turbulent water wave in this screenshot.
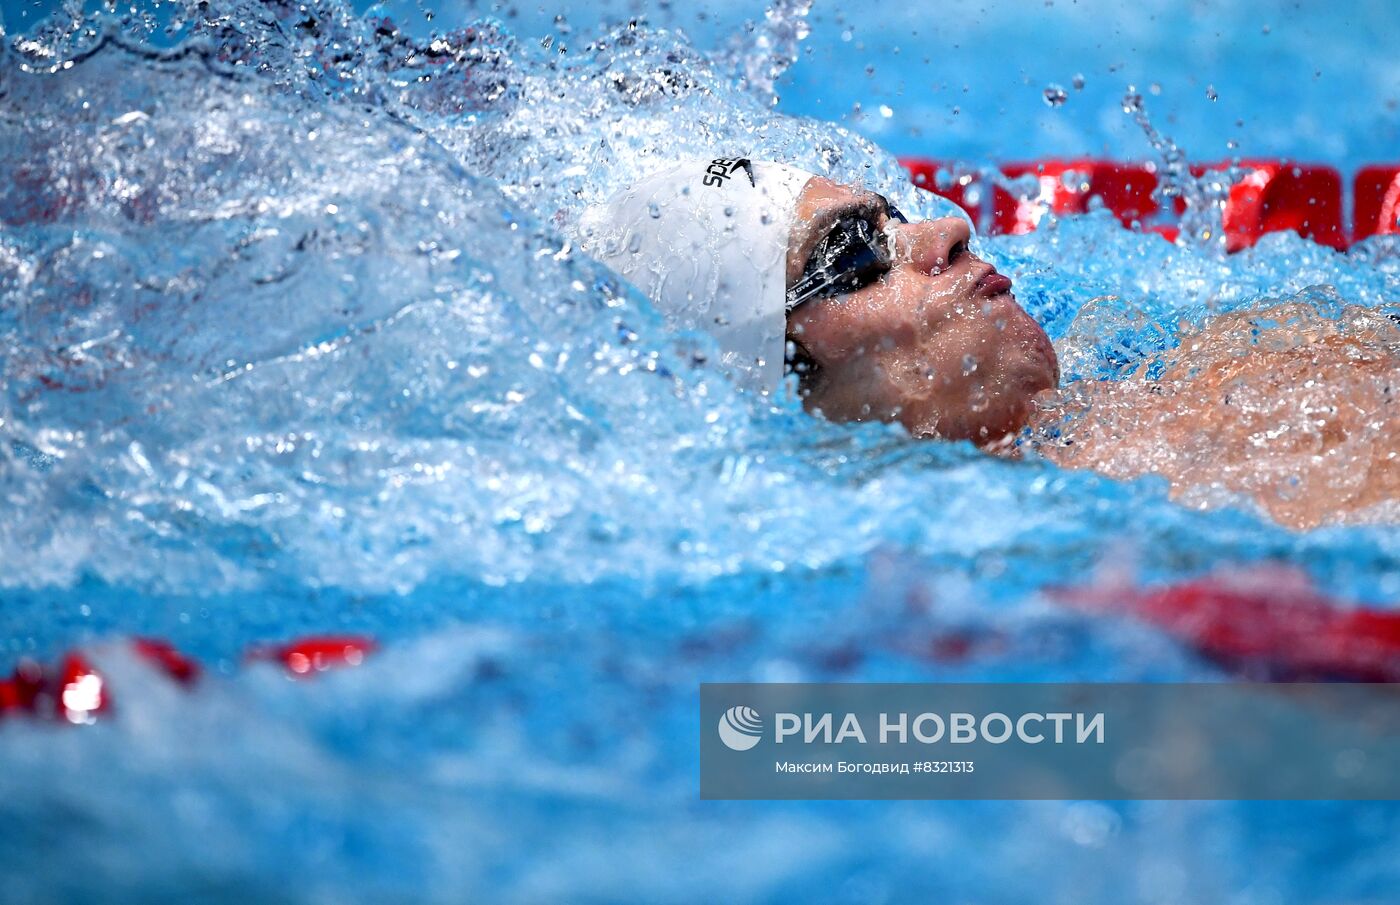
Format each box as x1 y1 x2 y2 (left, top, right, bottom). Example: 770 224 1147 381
2 1 1395 598
0 2 975 595
2 2 1400 902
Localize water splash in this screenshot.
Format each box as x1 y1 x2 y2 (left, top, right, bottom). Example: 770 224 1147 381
1121 88 1233 252
717 0 815 105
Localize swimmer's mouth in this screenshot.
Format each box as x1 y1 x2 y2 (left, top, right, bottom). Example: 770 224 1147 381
974 269 1014 297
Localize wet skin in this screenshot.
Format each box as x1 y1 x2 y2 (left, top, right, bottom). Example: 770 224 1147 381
784 177 1059 446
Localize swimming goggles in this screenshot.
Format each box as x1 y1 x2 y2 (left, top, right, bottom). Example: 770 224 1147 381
785 198 907 312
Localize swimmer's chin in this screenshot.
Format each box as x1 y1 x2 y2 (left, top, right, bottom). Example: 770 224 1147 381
1005 337 1060 403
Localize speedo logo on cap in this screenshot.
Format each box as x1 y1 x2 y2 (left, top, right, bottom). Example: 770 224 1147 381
703 157 755 188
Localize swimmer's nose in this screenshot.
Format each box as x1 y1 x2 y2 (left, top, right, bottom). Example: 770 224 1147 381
894 216 973 277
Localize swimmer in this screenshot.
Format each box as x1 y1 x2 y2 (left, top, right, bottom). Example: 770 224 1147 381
579 157 1399 529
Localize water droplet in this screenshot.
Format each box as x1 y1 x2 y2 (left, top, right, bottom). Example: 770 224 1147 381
1043 84 1068 107
1205 85 1218 102
1072 74 1085 91
962 354 979 375
647 202 660 219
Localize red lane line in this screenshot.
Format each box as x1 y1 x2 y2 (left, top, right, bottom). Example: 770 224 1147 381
899 156 1360 250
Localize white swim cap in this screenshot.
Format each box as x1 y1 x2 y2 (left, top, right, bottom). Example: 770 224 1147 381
578 157 815 395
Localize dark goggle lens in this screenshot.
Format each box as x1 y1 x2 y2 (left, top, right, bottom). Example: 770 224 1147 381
826 232 886 290
787 217 890 311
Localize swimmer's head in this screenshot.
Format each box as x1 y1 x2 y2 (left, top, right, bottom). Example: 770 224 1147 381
578 157 812 393
579 158 1059 445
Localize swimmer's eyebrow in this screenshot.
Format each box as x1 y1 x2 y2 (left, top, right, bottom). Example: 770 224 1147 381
816 193 888 232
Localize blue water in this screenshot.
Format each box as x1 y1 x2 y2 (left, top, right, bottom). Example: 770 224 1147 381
2 0 1399 901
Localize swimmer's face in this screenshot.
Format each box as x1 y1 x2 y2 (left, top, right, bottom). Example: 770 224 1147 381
785 177 1059 445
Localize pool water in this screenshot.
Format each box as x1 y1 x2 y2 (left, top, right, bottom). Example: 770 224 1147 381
1 1 1399 901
